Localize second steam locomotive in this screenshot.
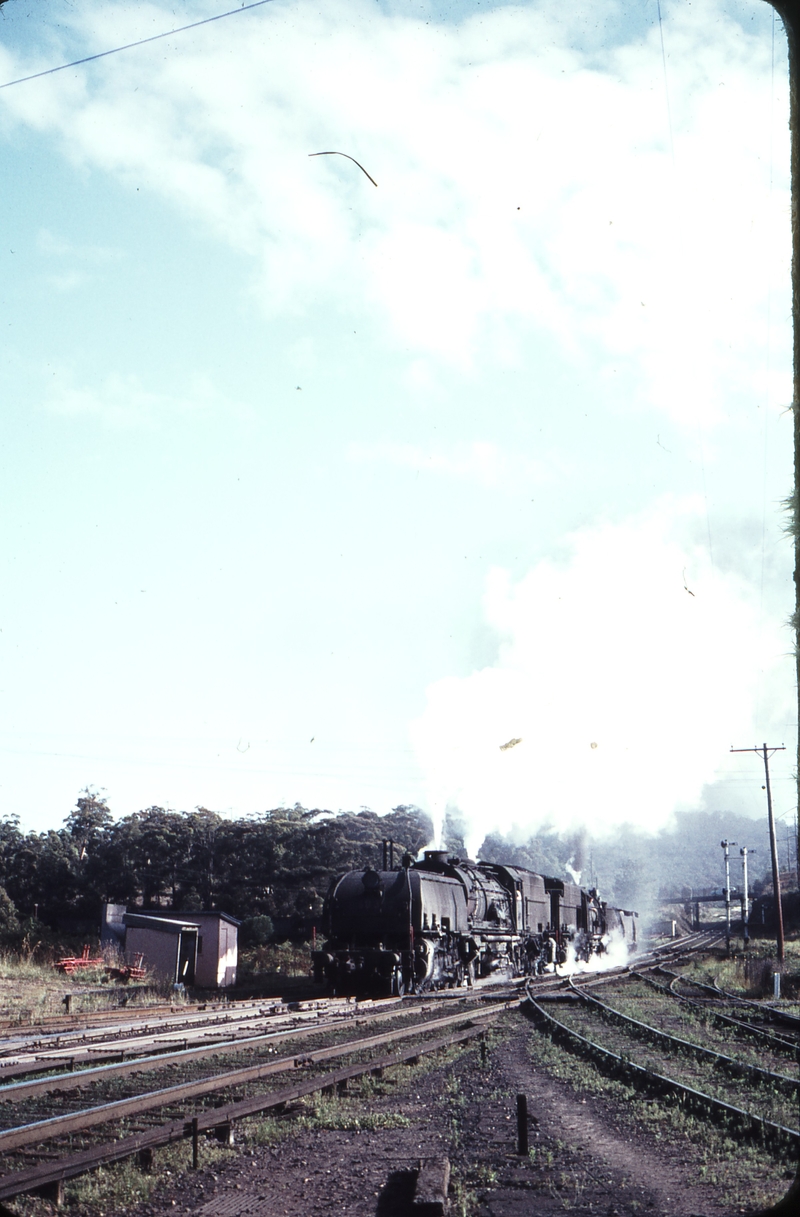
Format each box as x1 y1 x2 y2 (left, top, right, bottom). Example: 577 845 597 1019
312 849 637 996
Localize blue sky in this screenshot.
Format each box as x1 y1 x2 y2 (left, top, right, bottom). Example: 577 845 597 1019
0 0 795 848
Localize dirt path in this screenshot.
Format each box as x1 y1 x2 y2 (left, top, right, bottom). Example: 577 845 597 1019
116 1014 788 1217
455 1032 730 1216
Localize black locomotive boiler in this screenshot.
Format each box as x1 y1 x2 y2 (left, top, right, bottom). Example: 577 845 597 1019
311 850 637 996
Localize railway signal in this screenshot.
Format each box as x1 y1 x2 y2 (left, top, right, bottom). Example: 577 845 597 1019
739 847 755 947
720 840 736 952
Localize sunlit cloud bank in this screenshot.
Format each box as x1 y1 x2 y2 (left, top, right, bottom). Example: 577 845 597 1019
0 0 790 425
410 498 794 854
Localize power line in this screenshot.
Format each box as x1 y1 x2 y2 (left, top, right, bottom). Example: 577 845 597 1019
0 0 278 92
655 0 674 166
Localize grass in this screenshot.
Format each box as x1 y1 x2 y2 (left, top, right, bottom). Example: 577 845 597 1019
449 1166 481 1217
8 1136 237 1217
680 936 800 1004
292 1092 411 1131
3 1027 486 1215
0 944 172 1026
525 1017 796 1212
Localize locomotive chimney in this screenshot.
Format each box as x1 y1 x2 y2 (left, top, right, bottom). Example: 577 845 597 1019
424 850 449 868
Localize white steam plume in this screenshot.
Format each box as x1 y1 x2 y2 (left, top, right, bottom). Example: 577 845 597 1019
410 498 793 854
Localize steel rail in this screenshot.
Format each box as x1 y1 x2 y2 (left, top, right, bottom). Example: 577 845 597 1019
554 933 724 991
0 1017 325 1074
0 992 490 1102
0 1001 515 1154
0 989 512 1085
0 995 172 1033
644 931 725 960
0 1004 368 1071
529 932 724 997
710 980 800 1029
0 997 343 1060
633 971 800 1056
566 977 799 1097
525 989 800 1152
0 986 506 1065
656 967 800 1031
0 1019 496 1203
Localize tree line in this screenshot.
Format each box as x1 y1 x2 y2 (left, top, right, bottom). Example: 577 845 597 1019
0 790 778 946
0 792 433 944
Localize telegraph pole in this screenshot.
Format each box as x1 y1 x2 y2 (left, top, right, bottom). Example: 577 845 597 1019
731 744 786 964
720 840 736 952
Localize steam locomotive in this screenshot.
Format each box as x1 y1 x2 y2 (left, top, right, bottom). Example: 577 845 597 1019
311 849 637 996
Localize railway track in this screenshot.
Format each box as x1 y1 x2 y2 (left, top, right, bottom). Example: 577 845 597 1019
0 986 516 1203
659 966 800 1032
0 932 732 1205
636 969 800 1054
0 994 353 1065
526 955 800 1156
0 991 509 1101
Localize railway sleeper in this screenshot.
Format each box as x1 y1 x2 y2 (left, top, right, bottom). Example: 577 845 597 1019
573 984 799 1098
633 971 799 1055
525 998 800 1156
0 1023 494 1203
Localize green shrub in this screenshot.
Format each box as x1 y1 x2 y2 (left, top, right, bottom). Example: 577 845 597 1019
240 914 274 947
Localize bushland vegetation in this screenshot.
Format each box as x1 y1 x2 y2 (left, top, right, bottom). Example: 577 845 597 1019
0 792 433 945
0 791 780 950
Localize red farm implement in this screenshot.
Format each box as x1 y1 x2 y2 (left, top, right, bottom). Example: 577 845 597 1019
54 945 104 975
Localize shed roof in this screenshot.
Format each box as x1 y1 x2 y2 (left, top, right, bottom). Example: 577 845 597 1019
123 914 200 935
128 909 241 927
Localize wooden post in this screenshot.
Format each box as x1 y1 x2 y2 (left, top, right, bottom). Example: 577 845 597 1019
214 1122 235 1146
516 1094 528 1155
191 1116 199 1169
35 1179 64 1206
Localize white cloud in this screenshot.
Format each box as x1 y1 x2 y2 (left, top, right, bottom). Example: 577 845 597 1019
0 0 790 423
410 496 794 850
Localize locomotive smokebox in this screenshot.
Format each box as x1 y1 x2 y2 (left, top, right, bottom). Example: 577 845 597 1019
423 850 450 867
361 868 383 892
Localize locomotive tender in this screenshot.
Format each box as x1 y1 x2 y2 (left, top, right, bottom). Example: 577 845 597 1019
312 849 637 996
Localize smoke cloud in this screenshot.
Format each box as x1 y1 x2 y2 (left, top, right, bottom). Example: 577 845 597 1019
410 498 793 856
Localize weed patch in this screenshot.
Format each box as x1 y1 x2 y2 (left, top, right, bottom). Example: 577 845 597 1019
525 1021 793 1211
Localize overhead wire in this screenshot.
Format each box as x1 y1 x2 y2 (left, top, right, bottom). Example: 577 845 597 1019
655 0 675 167
0 0 278 91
